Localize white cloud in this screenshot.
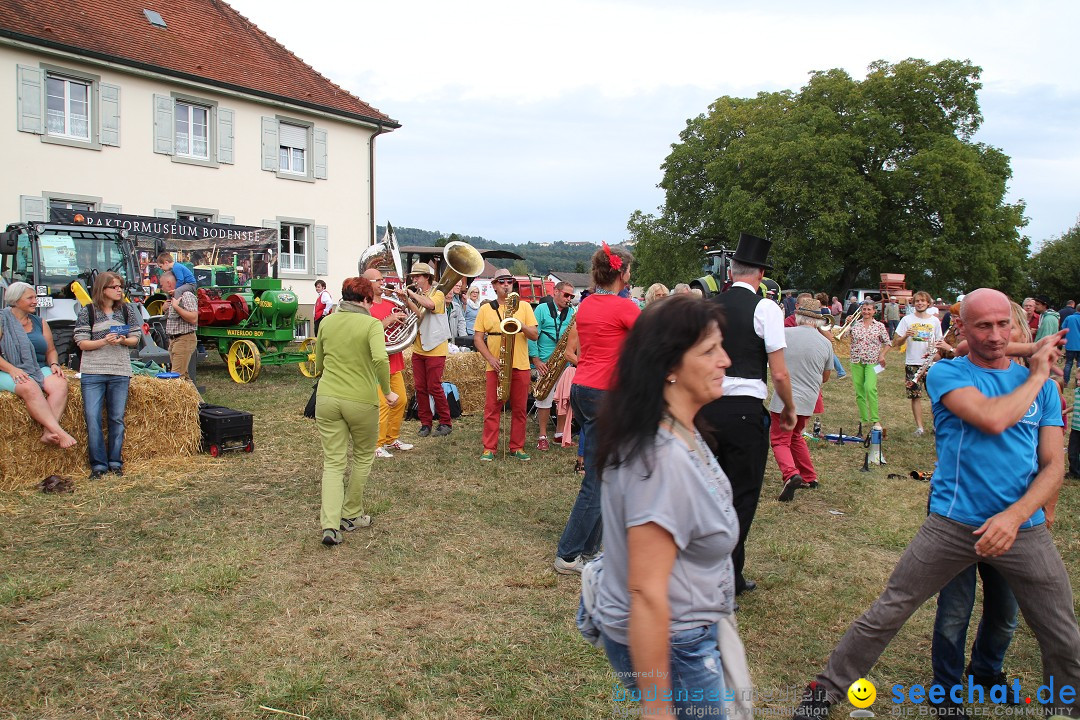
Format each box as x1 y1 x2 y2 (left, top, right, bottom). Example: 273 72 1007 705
229 0 1080 245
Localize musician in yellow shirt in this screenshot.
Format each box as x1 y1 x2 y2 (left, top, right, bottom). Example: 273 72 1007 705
474 269 539 460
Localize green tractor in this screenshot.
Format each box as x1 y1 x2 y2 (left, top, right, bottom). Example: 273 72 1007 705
193 276 318 384
690 247 782 302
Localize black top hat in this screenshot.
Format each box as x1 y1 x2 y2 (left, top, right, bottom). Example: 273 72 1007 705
731 232 773 271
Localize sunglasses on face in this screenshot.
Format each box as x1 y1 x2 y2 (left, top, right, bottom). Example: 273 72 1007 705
496 279 514 285
560 292 574 299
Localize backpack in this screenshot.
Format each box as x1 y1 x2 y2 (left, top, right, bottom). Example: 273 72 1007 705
405 382 462 420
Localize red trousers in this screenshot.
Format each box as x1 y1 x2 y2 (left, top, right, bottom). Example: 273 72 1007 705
769 413 816 483
483 369 529 451
412 354 451 427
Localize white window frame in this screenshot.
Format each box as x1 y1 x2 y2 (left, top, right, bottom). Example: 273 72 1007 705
279 222 309 274
175 100 210 160
46 75 91 141
278 123 308 176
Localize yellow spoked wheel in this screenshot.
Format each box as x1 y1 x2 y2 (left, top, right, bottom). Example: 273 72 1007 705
227 339 262 383
145 298 166 316
298 337 320 378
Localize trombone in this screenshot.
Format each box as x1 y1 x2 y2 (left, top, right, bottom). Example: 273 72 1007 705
832 309 859 340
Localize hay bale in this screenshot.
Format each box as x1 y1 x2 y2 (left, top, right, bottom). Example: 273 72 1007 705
0 371 202 490
400 349 489 415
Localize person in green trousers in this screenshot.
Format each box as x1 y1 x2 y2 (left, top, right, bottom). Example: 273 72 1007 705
315 276 398 546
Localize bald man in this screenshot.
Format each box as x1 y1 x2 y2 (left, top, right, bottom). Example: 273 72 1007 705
793 289 1079 719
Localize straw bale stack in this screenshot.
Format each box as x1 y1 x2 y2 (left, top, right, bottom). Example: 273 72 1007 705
0 371 203 490
400 349 488 415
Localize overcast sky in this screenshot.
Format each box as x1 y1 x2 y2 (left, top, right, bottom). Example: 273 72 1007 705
229 0 1079 248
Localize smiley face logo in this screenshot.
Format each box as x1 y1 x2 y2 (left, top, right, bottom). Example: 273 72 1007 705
848 678 876 708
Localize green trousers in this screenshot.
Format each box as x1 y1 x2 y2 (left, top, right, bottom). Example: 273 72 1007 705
316 394 379 531
850 362 880 424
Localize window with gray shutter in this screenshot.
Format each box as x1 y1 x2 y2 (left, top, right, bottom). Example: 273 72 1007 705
17 65 44 134
155 209 176 219
217 107 234 164
313 128 328 180
153 94 174 155
278 123 307 175
261 117 279 171
218 215 235 225
101 203 122 214
99 83 120 146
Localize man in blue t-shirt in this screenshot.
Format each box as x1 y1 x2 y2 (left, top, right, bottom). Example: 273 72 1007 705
1061 309 1080 386
792 288 1079 720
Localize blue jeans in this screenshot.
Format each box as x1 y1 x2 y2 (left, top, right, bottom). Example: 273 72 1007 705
81 374 130 472
1064 350 1080 385
832 354 846 378
556 385 605 560
931 562 1019 689
603 624 726 718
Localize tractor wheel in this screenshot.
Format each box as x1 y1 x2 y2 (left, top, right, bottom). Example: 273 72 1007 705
298 337 319 378
244 440 254 453
226 339 262 383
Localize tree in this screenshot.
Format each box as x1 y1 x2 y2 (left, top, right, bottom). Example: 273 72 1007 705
574 261 586 273
630 59 1028 298
509 259 531 276
1028 218 1080 305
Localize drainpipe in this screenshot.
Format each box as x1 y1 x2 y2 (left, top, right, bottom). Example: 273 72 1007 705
369 122 390 246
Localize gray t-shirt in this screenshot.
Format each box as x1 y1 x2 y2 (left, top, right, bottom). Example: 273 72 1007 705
769 326 831 416
593 426 738 646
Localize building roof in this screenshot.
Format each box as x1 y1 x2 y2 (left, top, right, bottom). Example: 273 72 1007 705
548 271 592 289
0 0 398 127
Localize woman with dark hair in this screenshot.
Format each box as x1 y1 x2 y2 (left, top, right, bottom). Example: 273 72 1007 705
74 271 141 477
554 243 638 574
315 276 399 546
586 294 746 717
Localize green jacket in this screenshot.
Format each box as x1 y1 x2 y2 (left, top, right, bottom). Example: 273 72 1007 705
315 306 391 405
1036 309 1060 342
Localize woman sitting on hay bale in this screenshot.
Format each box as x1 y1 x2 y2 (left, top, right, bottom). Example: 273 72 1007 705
0 281 76 448
74 272 141 479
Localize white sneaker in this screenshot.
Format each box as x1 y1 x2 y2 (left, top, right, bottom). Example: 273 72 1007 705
375 446 394 458
387 439 414 451
553 556 585 575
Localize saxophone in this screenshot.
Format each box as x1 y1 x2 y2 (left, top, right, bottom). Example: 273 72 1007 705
497 292 522 403
531 313 576 399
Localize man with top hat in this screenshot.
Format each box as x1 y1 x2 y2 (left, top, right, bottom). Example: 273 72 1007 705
394 262 453 437
474 268 539 461
699 232 797 596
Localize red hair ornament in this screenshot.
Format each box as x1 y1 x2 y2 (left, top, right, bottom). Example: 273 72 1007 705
602 242 623 271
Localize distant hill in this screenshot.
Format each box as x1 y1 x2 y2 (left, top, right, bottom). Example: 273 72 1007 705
377 226 605 275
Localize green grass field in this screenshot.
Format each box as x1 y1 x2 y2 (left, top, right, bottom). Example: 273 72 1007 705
1 357 1077 719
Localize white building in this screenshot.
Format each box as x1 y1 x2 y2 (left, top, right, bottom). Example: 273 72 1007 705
1 0 398 320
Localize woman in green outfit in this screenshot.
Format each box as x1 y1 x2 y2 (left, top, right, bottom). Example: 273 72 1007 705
315 276 399 546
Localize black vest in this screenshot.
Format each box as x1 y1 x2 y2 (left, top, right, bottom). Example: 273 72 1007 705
712 286 768 381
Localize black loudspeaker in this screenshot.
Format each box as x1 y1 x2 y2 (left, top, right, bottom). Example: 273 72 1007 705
0 231 19 254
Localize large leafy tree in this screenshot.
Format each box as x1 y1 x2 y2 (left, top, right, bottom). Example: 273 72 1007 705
1028 218 1080 305
630 59 1028 297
